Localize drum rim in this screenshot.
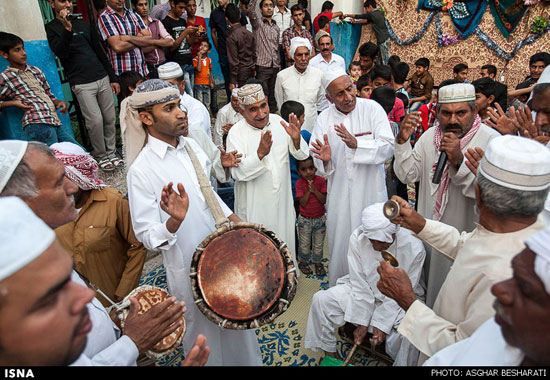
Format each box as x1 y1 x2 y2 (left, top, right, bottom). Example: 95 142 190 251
190 222 297 330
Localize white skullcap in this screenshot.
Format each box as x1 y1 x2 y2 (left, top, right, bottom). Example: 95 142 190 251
290 36 312 58
237 84 266 106
158 62 184 80
360 202 399 244
478 135 550 191
322 68 349 91
231 88 240 98
0 197 55 281
0 140 28 193
537 65 550 86
438 83 476 104
524 227 550 294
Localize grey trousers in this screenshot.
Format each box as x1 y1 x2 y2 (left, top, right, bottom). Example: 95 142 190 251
72 75 117 160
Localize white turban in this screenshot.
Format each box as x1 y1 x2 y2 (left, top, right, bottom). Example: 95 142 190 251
525 227 550 294
290 36 312 58
360 202 399 243
0 197 55 281
120 79 181 170
0 140 28 193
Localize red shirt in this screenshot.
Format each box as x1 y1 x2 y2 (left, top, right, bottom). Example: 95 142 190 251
186 16 208 58
313 12 333 34
295 175 327 218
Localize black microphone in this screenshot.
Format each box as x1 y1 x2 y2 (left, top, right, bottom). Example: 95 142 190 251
432 151 447 184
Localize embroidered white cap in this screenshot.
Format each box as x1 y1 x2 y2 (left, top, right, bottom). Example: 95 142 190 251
237 84 266 106
158 61 184 80
438 83 476 104
478 135 550 191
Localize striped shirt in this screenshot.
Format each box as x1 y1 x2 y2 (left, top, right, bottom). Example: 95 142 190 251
0 65 61 127
97 6 149 77
248 0 280 68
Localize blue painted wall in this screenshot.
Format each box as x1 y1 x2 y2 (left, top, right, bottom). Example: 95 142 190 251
0 39 75 141
330 21 363 70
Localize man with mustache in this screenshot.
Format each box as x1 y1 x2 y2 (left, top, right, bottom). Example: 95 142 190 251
377 134 550 365
226 83 309 270
309 34 346 113
309 70 395 287
393 83 500 307
275 37 324 133
425 226 550 366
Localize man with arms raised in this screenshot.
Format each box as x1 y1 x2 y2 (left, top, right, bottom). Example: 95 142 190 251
226 83 309 269
123 79 262 366
309 69 394 286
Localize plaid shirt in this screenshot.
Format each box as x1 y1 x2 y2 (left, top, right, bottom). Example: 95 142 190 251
97 6 149 77
282 26 314 67
0 65 61 127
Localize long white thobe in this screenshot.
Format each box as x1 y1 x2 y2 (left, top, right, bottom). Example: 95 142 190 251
308 53 347 113
310 98 395 287
226 114 309 267
212 101 243 150
393 123 500 307
398 217 547 365
181 93 212 140
127 135 262 366
70 272 139 366
305 228 425 366
424 318 524 366
274 65 325 133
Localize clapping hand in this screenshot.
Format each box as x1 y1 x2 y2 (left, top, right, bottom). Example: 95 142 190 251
257 130 273 160
486 103 517 135
334 123 357 149
464 147 484 176
281 113 302 149
220 149 242 168
511 105 550 145
310 133 331 163
160 182 189 232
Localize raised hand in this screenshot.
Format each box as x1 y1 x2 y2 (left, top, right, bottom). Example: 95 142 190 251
281 113 302 149
396 111 421 144
334 123 357 149
511 105 550 145
220 149 242 168
310 133 331 163
181 334 210 366
464 147 484 176
486 103 517 135
257 130 273 160
160 182 189 227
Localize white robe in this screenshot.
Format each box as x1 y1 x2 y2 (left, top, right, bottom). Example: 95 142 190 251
393 123 500 307
226 114 309 267
127 135 262 366
424 318 524 366
305 227 425 366
180 93 212 140
308 53 347 113
212 101 243 150
398 217 547 365
70 272 139 366
310 98 395 287
274 65 325 133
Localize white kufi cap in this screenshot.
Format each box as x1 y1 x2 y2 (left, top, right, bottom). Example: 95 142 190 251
322 68 349 91
0 197 55 281
438 83 476 104
0 140 28 193
158 62 184 80
479 135 550 191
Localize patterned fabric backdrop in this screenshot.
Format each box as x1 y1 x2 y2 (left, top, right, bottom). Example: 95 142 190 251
354 1 550 89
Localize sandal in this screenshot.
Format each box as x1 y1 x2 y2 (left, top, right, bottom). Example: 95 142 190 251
315 264 326 277
298 261 313 275
98 158 115 171
110 156 124 168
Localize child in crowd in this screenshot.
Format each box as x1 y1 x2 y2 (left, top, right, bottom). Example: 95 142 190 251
391 61 410 99
348 61 361 87
314 15 330 53
295 156 327 277
356 74 373 98
396 92 409 114
118 70 144 103
453 63 469 83
0 32 78 145
472 77 496 123
407 57 434 112
193 40 214 112
370 65 405 123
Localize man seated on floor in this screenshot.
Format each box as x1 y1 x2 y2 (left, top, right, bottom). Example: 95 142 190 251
304 202 426 366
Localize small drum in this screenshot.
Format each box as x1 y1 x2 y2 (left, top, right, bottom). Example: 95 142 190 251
118 285 186 359
190 222 297 330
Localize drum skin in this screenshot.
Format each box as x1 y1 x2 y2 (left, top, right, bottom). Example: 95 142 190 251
190 222 297 330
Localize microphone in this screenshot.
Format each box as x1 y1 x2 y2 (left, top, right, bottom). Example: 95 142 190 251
432 151 447 184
